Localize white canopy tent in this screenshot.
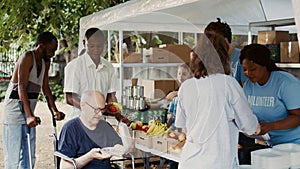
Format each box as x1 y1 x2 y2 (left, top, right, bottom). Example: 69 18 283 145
79 0 298 41
78 0 300 98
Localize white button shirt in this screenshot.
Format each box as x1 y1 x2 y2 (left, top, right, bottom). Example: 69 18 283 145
175 75 258 169
64 53 117 118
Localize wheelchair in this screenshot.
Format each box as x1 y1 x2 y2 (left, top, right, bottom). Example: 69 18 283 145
53 139 135 169
46 95 135 169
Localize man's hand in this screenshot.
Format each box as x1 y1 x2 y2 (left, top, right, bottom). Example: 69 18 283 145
89 148 111 160
54 111 65 121
26 116 41 128
115 113 131 126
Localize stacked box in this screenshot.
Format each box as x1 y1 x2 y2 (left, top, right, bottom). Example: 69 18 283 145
142 79 178 99
280 41 300 63
143 48 170 63
160 44 191 63
123 52 141 63
143 44 191 63
152 48 170 63
258 31 289 45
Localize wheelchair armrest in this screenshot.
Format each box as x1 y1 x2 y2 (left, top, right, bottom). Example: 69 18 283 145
54 151 77 169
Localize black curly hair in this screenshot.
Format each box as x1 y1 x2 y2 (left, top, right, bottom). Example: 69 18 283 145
35 32 57 47
240 44 283 72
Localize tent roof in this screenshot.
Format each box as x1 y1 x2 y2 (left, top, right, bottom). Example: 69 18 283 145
80 0 296 36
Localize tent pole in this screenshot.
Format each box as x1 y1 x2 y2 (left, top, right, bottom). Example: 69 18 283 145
292 0 300 50
178 32 183 44
119 30 124 104
248 24 252 45
194 33 197 47
108 30 111 62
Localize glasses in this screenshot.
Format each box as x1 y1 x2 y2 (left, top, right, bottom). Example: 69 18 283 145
84 102 105 115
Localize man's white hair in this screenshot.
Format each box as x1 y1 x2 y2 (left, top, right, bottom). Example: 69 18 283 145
81 90 105 104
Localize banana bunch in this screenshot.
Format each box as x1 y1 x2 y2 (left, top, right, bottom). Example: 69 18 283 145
146 120 171 136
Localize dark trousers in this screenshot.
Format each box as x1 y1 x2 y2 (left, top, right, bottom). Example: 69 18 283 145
238 132 270 164
168 160 178 169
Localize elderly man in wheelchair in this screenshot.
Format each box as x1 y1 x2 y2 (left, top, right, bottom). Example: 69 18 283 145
56 90 133 169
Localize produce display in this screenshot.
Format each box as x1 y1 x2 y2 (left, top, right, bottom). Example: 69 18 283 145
107 102 185 155
146 120 171 136
131 120 171 136
164 131 186 142
131 119 186 154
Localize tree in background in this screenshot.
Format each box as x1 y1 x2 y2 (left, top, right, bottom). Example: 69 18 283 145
0 0 129 102
0 0 129 54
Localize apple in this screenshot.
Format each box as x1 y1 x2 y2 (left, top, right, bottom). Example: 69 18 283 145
178 132 186 142
141 125 149 132
130 122 137 130
163 133 170 138
168 132 178 139
136 121 143 130
108 104 118 112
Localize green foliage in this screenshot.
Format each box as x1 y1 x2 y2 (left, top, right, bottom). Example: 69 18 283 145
0 0 129 55
38 82 64 102
0 80 64 102
0 81 9 102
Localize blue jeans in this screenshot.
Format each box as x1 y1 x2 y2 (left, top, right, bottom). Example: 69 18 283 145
3 124 36 169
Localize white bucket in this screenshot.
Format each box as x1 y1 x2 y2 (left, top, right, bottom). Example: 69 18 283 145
273 143 300 169
251 148 290 169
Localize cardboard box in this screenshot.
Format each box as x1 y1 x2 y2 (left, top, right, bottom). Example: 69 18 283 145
143 44 191 63
143 48 169 63
280 41 300 63
152 136 179 153
265 44 280 63
135 130 153 148
152 136 168 153
116 52 141 63
152 48 170 63
124 53 141 63
258 31 289 45
142 79 177 99
160 44 191 63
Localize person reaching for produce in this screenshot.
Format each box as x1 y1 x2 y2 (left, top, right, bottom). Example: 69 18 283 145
175 33 260 169
165 59 192 169
240 44 300 146
167 62 193 130
58 90 124 169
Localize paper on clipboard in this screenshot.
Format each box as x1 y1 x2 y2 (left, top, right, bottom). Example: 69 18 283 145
100 144 125 156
